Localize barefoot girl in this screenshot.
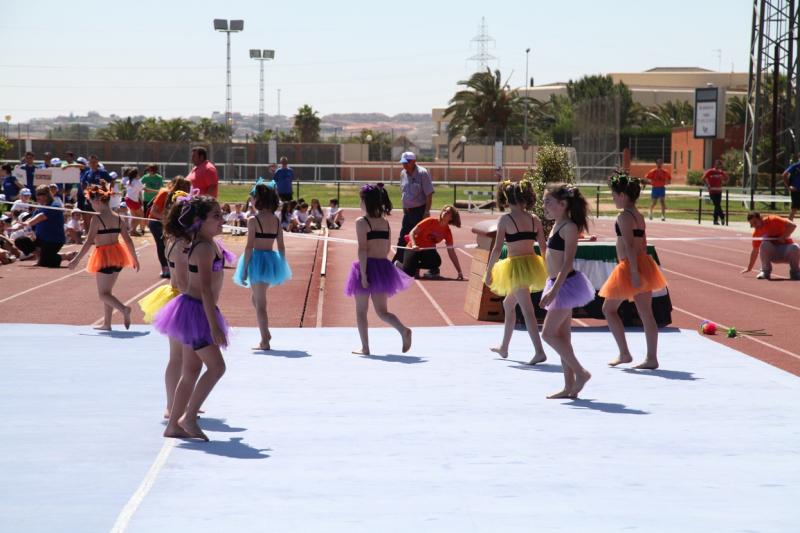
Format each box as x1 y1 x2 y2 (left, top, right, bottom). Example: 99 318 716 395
68 181 139 330
485 179 548 362
155 195 228 440
600 173 667 370
138 189 191 418
538 185 595 398
234 179 292 350
345 184 413 355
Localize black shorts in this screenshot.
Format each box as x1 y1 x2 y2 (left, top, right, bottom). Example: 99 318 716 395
791 190 800 209
97 266 123 274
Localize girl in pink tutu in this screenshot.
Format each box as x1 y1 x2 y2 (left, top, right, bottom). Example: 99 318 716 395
154 195 228 441
539 185 595 399
345 184 413 355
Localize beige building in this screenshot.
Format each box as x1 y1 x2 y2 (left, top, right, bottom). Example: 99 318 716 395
432 67 748 161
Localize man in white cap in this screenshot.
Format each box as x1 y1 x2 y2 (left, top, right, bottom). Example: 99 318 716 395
393 151 434 263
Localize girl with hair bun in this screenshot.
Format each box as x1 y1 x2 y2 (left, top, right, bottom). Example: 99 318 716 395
539 184 595 398
485 179 548 362
68 180 139 331
600 172 667 370
345 183 413 355
154 195 229 441
234 179 292 351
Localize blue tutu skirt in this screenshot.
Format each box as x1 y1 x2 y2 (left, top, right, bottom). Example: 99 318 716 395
233 249 292 288
541 271 595 311
152 294 229 349
344 257 413 297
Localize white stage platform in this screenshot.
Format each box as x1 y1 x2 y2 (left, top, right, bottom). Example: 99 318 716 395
0 324 797 532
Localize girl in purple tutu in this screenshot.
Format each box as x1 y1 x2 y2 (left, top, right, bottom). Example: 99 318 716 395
345 184 413 355
155 195 228 441
539 185 594 399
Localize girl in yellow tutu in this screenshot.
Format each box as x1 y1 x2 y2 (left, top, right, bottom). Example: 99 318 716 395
138 181 193 418
68 181 139 330
485 179 548 362
599 173 667 369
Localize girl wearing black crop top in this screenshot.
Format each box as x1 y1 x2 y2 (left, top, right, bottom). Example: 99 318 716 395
345 184 412 355
69 181 139 331
600 173 666 370
233 180 292 351
539 185 595 398
485 179 548 361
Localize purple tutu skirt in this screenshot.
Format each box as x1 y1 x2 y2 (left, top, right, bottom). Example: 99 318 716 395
152 294 229 349
541 271 596 310
344 257 413 297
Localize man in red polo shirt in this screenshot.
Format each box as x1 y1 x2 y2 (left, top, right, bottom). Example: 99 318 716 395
644 158 671 221
186 146 219 197
741 211 800 280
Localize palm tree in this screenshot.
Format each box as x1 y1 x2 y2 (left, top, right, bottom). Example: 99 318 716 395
97 117 141 140
294 105 321 143
445 68 526 144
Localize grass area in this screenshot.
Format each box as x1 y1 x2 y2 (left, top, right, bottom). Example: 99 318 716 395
218 182 791 224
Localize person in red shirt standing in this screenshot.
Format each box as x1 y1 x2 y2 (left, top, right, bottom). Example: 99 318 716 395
644 158 671 221
742 211 800 280
186 146 219 198
702 159 728 225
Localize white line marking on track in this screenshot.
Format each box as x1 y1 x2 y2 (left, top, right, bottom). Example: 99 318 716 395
662 266 800 312
0 243 151 304
414 280 454 326
109 438 176 533
89 278 167 327
672 305 800 362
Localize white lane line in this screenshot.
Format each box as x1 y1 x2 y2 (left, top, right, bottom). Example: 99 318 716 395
414 279 455 326
109 438 176 533
0 243 151 304
672 305 800 363
89 278 167 327
662 266 800 312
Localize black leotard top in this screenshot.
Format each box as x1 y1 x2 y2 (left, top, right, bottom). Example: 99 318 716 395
504 214 537 243
364 218 389 240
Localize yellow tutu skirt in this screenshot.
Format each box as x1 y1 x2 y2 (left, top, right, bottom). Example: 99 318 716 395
599 254 667 301
489 254 547 296
138 284 181 323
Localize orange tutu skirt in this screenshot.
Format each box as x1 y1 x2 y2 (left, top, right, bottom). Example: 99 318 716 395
87 242 135 273
598 254 667 301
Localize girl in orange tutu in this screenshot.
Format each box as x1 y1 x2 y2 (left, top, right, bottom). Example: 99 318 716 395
485 179 548 362
599 173 667 369
68 180 140 330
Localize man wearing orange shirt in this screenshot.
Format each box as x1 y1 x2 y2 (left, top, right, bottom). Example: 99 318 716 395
742 212 800 280
644 158 671 221
186 146 219 197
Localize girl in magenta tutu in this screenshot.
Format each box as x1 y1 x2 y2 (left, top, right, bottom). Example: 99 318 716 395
233 179 292 351
155 195 228 441
345 184 413 355
539 185 595 399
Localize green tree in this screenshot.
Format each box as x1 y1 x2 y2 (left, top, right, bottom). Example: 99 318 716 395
294 105 321 143
445 68 529 144
96 117 142 141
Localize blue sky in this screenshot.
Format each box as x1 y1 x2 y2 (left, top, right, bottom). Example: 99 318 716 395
2 0 751 121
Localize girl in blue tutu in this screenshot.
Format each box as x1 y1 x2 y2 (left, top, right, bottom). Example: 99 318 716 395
234 179 291 350
155 195 229 441
345 184 412 355
485 179 548 362
539 185 594 399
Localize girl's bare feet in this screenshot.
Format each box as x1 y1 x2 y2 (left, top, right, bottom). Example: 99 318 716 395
122 306 132 330
608 354 633 367
163 423 192 439
547 389 572 399
633 359 659 370
93 324 111 331
178 414 209 441
490 347 508 359
528 353 547 365
402 328 412 353
352 348 369 355
569 371 592 398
